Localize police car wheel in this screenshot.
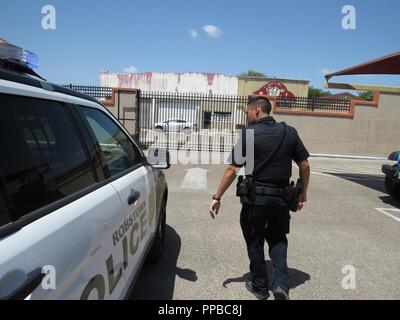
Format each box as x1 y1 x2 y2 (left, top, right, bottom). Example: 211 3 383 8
385 176 396 196
148 201 166 263
394 183 400 200
385 176 400 200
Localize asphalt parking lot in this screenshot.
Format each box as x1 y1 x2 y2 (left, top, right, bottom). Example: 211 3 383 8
131 153 400 300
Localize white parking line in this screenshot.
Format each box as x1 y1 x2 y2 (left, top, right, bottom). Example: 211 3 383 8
332 175 383 181
374 208 400 223
310 171 334 178
294 158 387 181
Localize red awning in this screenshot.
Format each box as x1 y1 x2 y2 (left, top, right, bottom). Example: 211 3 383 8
325 51 400 80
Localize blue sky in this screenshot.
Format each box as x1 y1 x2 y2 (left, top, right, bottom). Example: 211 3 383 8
1 0 399 90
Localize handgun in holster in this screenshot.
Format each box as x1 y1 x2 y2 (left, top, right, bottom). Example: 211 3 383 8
283 178 303 212
236 175 256 204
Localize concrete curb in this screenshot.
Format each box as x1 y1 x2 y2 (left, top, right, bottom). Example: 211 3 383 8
310 153 387 160
143 149 389 161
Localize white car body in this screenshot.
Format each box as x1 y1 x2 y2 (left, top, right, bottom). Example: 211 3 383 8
0 68 169 300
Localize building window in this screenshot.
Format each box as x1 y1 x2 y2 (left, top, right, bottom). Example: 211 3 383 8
212 112 232 123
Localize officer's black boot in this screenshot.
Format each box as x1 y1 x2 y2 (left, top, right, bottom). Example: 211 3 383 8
245 279 270 300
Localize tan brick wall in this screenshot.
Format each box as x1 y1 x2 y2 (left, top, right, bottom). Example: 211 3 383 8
271 92 400 157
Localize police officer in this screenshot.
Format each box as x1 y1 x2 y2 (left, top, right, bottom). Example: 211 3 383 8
209 97 310 300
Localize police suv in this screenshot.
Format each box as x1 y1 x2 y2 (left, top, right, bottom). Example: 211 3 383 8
0 40 170 299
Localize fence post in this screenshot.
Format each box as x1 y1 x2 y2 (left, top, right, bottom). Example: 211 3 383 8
135 89 141 143
117 89 120 120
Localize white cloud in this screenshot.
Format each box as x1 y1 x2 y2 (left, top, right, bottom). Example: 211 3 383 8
320 68 332 75
203 25 223 38
187 28 198 38
123 65 138 73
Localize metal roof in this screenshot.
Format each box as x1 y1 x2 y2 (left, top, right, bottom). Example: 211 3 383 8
326 51 400 80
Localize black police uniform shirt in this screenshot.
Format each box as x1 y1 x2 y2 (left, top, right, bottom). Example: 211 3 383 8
228 116 310 189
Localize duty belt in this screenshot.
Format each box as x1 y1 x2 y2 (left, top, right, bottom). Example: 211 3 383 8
254 186 284 196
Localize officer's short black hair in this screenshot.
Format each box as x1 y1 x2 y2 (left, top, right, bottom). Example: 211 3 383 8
247 97 272 114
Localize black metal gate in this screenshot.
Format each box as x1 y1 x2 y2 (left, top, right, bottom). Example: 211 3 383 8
60 85 352 152
138 92 250 151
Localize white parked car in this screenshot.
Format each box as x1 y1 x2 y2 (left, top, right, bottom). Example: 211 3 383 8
154 119 197 132
0 41 170 300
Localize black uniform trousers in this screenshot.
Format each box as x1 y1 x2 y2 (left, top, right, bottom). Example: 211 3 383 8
240 195 291 294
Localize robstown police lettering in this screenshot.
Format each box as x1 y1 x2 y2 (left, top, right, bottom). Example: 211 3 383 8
80 201 148 300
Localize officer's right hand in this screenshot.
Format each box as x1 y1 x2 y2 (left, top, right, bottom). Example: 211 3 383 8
209 200 221 219
298 193 307 211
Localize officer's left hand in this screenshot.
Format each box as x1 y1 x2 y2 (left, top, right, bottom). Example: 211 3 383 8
209 200 221 219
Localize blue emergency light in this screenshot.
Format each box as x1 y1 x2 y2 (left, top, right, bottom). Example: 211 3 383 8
0 40 38 69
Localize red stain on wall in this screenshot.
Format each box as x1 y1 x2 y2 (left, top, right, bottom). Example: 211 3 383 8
145 72 152 90
115 72 230 91
117 74 132 88
206 73 216 86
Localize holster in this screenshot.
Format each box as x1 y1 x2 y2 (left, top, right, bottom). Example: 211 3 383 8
282 178 302 212
236 175 256 204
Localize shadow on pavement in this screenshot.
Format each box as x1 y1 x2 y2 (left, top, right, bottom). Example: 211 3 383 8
326 173 400 208
326 172 386 193
379 195 400 209
130 225 198 300
222 261 310 290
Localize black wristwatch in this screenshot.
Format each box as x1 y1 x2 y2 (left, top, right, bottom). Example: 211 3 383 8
212 195 221 201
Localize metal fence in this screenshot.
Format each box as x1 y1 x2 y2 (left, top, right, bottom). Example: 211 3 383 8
60 84 113 101
60 85 352 151
139 91 250 151
276 96 351 112
60 85 351 114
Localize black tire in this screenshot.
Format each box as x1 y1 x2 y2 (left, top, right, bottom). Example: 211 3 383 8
394 184 400 201
385 176 400 200
385 176 396 196
148 201 166 263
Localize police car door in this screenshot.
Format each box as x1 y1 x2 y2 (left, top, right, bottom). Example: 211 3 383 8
76 105 157 297
0 94 126 300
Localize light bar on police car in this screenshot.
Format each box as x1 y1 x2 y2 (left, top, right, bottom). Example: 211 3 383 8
0 40 38 69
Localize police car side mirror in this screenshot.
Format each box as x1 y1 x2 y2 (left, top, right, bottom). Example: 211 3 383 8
146 148 171 169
